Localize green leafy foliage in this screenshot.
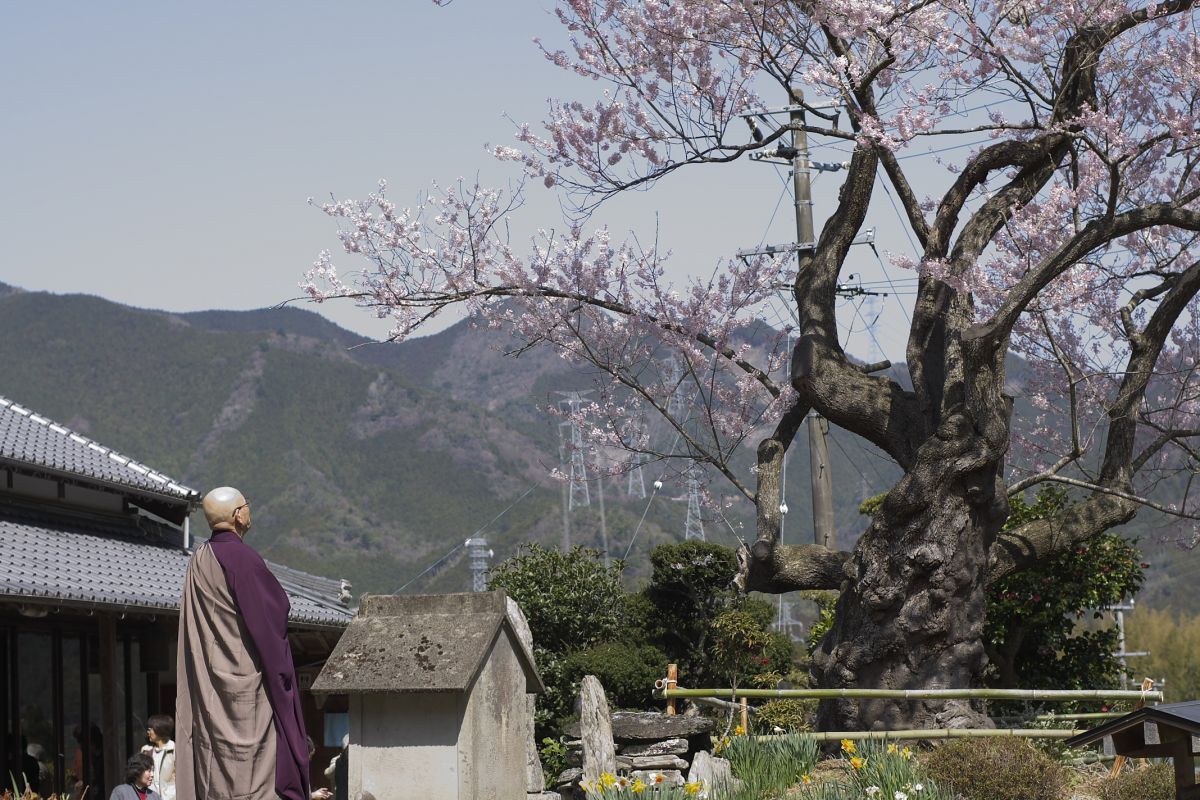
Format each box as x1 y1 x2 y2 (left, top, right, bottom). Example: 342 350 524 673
754 699 815 733
1098 763 1175 800
634 541 792 690
562 642 667 711
538 737 568 786
925 738 1066 800
985 487 1146 696
487 541 793 739
487 544 628 733
801 590 838 657
488 544 627 652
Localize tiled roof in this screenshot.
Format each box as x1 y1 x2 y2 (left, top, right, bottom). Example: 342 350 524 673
0 395 199 501
0 502 351 629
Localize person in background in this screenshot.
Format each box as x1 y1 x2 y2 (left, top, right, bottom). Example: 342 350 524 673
109 753 160 800
140 714 176 800
306 737 332 800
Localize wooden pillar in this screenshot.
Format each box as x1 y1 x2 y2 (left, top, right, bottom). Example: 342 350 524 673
99 614 120 797
1170 739 1197 800
666 664 677 716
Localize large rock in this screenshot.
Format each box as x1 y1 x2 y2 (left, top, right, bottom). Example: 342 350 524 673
507 597 545 794
553 768 582 789
687 751 738 794
619 738 688 757
579 675 617 784
565 711 715 742
628 755 689 770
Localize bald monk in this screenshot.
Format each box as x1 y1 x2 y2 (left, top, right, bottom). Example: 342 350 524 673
176 487 311 800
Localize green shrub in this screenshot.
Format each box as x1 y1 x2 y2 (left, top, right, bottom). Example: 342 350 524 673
754 698 815 733
561 641 666 710
1098 762 1174 800
538 737 568 786
925 738 1066 800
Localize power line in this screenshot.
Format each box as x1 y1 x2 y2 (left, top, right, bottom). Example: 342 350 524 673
393 479 543 593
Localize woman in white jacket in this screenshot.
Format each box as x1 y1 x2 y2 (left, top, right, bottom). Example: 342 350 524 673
140 715 175 800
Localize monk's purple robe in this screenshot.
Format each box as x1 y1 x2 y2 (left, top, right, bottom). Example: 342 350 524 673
208 531 311 800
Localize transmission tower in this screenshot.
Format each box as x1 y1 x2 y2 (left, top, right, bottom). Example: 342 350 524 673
556 391 592 510
626 453 647 498
684 462 705 541
665 357 690 424
465 537 493 592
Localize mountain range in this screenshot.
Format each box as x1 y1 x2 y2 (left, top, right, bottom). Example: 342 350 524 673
1 280 1194 615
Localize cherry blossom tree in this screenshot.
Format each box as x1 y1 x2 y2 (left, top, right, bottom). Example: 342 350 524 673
305 0 1200 730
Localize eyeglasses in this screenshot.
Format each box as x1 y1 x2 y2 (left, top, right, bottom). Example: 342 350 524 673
233 502 251 515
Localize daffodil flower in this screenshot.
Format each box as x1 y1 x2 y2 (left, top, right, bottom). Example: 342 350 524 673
841 738 857 753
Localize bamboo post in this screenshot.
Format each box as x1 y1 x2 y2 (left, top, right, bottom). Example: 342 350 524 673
740 697 749 733
663 687 1164 702
666 664 678 716
753 728 1082 742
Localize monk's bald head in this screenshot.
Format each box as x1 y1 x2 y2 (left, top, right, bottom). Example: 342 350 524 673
204 486 249 532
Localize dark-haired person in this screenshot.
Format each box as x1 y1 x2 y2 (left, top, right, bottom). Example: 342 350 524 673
140 714 175 800
109 753 159 800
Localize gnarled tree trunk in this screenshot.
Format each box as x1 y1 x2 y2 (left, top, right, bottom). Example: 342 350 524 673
810 412 1009 730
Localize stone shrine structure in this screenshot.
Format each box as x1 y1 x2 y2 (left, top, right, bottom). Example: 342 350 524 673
312 590 544 800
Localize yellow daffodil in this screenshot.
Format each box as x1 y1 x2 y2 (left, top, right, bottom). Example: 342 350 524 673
734 724 746 736
685 780 703 795
631 778 647 794
841 738 857 753
886 742 898 754
801 773 813 785
901 746 913 760
600 771 618 788
850 755 866 769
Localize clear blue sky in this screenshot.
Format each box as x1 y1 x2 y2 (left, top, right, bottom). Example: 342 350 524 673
2 1 927 360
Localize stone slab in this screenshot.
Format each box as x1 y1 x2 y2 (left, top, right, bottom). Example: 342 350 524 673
579 676 617 784
564 711 715 742
618 738 688 757
628 754 689 770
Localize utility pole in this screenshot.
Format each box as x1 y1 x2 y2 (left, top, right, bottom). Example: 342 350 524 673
594 452 609 565
558 438 572 553
790 86 837 550
684 462 706 541
1105 596 1149 690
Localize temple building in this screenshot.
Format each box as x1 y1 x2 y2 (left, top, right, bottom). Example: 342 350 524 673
0 394 352 797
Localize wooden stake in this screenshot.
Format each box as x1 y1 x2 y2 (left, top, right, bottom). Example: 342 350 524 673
666 664 678 716
740 696 749 733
